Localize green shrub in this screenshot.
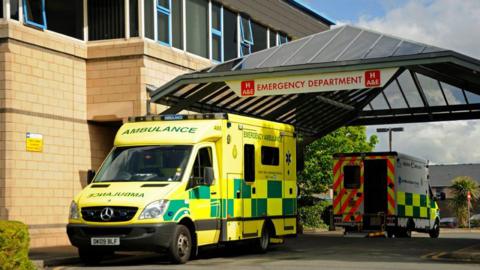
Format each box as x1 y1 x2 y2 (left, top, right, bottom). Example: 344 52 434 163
298 201 329 229
0 220 35 270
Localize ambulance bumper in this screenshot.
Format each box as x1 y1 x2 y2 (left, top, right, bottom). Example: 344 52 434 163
67 223 176 251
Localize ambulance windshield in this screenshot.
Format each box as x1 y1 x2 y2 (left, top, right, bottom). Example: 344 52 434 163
94 146 192 182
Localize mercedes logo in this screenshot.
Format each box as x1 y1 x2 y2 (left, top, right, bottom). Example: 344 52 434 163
100 207 114 221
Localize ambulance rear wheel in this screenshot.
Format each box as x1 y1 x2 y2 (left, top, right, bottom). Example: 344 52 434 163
255 225 270 253
169 225 192 264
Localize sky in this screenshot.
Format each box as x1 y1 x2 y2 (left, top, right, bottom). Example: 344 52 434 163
302 0 480 165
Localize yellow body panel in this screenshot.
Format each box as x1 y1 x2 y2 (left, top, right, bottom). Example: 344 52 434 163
70 114 297 247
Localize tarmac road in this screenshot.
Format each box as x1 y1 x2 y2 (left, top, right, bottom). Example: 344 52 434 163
51 230 480 270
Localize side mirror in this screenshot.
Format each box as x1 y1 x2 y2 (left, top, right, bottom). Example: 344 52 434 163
87 169 96 185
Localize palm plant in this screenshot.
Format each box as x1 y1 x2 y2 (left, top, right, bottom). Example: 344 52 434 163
449 176 479 227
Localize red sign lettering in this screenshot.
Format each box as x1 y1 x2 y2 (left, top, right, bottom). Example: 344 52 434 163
241 80 255 96
365 70 381 87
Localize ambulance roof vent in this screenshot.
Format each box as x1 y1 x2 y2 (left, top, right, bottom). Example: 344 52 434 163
129 113 228 122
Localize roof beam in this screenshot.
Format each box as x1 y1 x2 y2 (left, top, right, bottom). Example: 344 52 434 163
315 95 355 111
160 82 225 115
352 111 480 125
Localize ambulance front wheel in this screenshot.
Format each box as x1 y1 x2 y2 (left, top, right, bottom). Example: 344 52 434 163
169 225 192 264
429 219 440 238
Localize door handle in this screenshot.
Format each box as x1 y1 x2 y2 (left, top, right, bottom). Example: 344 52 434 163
289 188 293 194
236 190 241 198
252 187 256 194
211 192 217 195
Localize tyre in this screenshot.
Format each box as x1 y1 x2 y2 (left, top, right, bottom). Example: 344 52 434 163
429 220 440 238
78 248 106 265
386 229 395 238
169 225 192 264
254 224 270 253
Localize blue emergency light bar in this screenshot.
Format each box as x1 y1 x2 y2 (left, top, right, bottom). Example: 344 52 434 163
128 113 228 122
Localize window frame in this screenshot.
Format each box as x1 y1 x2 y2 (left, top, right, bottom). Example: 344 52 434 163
156 0 172 47
210 3 223 63
23 0 47 30
239 15 253 56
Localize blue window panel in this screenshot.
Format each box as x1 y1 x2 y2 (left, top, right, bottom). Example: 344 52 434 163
157 0 172 46
240 16 253 56
23 0 47 30
211 4 223 62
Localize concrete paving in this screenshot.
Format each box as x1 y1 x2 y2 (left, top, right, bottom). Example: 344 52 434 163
30 229 480 270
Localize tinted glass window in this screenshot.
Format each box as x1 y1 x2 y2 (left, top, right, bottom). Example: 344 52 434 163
172 0 183 49
252 22 267 52
186 0 208 58
157 11 169 43
89 0 125 40
129 0 139 37
11 0 19 20
261 146 279 166
269 30 277 47
344 165 361 189
144 0 155 39
224 8 237 61
46 0 83 39
244 144 255 182
191 147 213 179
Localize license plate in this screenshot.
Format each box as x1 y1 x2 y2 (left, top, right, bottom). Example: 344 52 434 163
91 237 120 246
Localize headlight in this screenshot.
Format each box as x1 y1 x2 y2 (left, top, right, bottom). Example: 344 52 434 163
139 200 169 220
69 201 79 219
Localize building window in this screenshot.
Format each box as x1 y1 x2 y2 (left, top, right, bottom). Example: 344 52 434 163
186 0 208 58
244 144 255 182
261 146 279 166
223 8 237 61
211 3 223 62
252 21 267 53
89 0 125 41
145 0 155 39
23 0 47 29
278 32 289 45
240 15 253 56
11 0 19 20
269 30 277 47
45 0 83 40
130 0 139 37
157 0 171 46
171 0 183 49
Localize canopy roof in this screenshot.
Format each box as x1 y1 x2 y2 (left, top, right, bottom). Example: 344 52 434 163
150 25 480 141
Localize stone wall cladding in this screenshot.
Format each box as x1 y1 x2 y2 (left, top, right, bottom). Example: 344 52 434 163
0 20 213 247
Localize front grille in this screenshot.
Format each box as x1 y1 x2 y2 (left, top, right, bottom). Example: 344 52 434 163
81 206 138 222
80 227 132 236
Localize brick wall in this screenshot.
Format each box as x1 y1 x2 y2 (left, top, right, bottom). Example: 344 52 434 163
0 20 213 247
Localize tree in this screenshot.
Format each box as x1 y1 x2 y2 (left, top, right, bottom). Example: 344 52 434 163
450 176 479 227
299 126 378 197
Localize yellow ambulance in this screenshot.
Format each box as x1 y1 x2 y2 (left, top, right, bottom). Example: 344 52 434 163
67 113 297 264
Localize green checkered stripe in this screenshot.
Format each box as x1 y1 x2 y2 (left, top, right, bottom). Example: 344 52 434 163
396 191 430 218
163 179 296 221
232 178 296 218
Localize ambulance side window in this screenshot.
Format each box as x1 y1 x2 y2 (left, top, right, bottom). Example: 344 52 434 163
244 144 255 182
344 165 360 189
190 147 214 185
261 146 279 166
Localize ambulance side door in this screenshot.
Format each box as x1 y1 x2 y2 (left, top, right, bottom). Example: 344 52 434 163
186 143 221 245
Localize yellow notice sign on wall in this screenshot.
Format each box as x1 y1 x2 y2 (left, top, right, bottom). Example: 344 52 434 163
26 133 43 152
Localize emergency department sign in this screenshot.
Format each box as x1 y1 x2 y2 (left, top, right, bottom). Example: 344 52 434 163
226 68 398 97
26 132 43 152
